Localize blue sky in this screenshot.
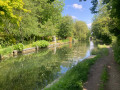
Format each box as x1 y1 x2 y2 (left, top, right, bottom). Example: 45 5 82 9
62 0 94 28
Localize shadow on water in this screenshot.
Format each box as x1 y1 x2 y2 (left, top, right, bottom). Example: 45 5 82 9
0 41 94 90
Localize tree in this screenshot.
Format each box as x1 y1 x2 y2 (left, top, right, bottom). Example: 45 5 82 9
92 17 112 44
58 16 74 39
91 0 112 44
79 0 120 37
0 0 29 45
0 0 28 28
40 19 57 37
74 21 89 40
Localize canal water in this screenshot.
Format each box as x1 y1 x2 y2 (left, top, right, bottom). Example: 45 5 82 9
0 41 94 90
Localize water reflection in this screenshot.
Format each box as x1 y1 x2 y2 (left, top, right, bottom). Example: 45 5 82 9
0 41 93 90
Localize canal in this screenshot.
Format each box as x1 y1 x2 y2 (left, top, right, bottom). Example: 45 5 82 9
0 41 94 90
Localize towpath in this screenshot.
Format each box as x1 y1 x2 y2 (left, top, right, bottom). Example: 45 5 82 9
83 48 120 90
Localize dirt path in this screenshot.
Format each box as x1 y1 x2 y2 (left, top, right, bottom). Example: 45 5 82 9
83 48 120 90
105 50 120 90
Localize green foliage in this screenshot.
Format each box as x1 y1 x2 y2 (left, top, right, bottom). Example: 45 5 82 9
99 66 108 90
91 2 112 45
13 43 24 51
0 34 16 47
62 39 69 43
44 36 53 42
91 44 109 56
58 16 74 39
74 21 89 40
112 38 120 64
40 19 57 37
32 40 49 48
0 45 2 49
110 0 120 36
81 0 120 41
0 0 29 44
89 0 120 65
0 0 64 45
0 46 13 55
0 0 28 26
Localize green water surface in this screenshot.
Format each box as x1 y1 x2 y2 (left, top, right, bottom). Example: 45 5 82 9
0 41 92 90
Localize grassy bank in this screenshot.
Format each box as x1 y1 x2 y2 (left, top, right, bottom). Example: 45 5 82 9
112 40 120 64
0 39 70 56
45 44 109 90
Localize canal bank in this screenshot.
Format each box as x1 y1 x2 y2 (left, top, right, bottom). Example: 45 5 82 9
0 41 71 60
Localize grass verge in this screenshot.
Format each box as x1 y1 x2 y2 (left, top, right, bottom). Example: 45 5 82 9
91 44 109 56
45 44 109 90
99 66 108 90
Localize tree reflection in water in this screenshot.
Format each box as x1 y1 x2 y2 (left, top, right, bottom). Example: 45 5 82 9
0 41 92 90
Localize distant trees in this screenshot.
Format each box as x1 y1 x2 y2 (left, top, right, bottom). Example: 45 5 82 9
74 21 89 40
57 16 89 40
58 16 74 39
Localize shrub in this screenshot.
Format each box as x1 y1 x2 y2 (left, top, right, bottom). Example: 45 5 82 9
13 43 24 51
32 40 49 48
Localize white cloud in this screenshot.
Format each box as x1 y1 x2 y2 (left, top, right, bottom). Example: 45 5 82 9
73 4 82 9
87 23 92 28
71 16 77 19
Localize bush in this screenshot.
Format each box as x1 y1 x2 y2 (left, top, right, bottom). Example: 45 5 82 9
32 40 49 48
13 43 24 51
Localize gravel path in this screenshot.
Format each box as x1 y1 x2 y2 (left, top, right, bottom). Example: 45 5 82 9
83 48 120 90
